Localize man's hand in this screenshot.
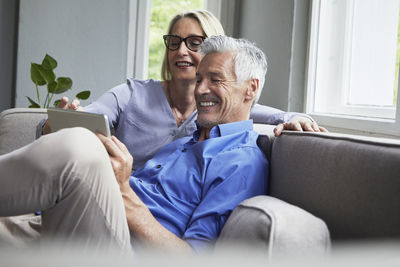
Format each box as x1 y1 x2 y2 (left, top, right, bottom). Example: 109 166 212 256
42 96 84 135
96 134 133 192
96 134 191 251
274 116 328 136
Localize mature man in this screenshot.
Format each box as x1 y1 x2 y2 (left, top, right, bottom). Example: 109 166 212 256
0 36 269 253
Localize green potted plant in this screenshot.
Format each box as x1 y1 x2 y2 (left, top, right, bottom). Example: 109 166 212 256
28 54 90 108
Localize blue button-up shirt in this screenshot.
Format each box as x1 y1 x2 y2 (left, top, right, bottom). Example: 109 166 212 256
130 120 268 251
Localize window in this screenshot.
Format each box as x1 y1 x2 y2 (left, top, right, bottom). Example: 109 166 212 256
306 0 400 136
148 0 205 80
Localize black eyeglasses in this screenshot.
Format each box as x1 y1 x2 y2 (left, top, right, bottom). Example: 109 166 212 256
163 35 206 52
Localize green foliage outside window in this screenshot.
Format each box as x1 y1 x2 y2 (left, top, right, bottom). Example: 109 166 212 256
148 0 204 81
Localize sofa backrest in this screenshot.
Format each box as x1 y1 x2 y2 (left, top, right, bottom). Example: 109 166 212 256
253 123 276 163
0 109 276 156
269 131 400 241
0 108 47 155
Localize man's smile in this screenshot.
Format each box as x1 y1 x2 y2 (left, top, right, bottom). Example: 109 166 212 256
199 101 217 107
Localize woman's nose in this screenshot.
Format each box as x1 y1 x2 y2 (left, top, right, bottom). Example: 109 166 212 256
176 40 189 55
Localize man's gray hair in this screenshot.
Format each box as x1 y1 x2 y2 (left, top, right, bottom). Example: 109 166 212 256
199 35 268 104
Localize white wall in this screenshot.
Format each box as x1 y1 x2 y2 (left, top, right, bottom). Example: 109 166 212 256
238 0 309 112
15 0 130 108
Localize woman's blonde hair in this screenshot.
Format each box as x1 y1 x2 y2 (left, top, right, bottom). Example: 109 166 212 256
161 9 225 81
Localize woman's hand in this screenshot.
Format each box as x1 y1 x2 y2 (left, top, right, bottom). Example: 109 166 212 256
42 96 84 134
274 116 328 136
56 96 84 111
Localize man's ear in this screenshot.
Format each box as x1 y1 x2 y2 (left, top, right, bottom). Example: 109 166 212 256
245 78 259 102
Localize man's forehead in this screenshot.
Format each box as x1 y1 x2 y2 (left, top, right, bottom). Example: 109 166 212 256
198 51 234 75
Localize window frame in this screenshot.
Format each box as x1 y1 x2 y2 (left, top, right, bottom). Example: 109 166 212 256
305 0 400 137
126 0 150 80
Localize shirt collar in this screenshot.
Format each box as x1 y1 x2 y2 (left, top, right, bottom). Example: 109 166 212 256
193 120 254 141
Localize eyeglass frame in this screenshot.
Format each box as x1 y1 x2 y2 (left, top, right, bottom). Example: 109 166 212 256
163 34 206 52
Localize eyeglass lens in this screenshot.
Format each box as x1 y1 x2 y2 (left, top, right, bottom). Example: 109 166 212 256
164 35 204 51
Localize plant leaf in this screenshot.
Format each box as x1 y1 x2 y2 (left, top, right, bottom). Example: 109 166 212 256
42 54 58 70
47 81 57 93
54 77 73 94
53 99 61 107
75 90 91 100
30 63 46 85
26 96 41 108
37 64 56 84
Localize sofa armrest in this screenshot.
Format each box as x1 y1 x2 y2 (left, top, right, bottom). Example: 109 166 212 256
0 108 47 155
215 195 331 258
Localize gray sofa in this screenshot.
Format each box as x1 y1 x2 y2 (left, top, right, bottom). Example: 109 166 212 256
1 108 400 258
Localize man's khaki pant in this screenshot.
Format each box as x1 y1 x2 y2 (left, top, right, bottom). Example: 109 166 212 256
0 128 131 252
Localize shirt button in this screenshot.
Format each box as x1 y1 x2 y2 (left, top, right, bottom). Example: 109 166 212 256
156 164 162 169
182 148 187 152
138 179 142 183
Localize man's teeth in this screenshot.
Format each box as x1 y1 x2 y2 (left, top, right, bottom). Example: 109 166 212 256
176 62 192 66
200 102 216 107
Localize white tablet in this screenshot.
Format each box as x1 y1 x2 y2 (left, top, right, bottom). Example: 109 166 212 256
47 108 111 137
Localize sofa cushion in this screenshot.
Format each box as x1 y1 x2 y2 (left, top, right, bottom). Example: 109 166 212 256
270 131 400 240
253 123 275 139
215 195 330 257
0 108 47 155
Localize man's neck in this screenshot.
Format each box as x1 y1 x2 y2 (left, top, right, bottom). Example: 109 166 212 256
197 117 252 142
197 127 211 142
